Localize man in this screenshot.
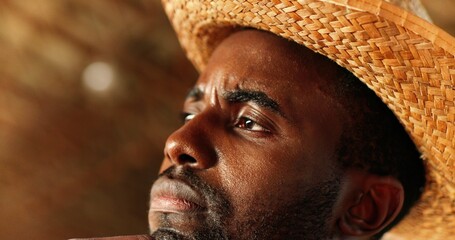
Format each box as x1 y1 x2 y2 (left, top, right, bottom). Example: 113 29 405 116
76 0 454 239
148 28 425 240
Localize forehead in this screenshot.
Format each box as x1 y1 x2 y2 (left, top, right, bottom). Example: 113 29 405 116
196 30 345 117
202 30 314 88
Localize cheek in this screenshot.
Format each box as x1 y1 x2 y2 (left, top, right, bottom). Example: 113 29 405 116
215 140 309 215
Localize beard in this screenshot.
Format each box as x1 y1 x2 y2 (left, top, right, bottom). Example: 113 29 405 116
150 166 341 240
233 176 341 240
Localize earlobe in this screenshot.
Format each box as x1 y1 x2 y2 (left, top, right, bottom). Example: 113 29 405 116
338 173 404 238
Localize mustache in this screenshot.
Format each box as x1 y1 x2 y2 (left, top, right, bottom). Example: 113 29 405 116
158 166 232 217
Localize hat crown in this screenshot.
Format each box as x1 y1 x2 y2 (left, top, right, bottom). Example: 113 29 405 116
385 0 431 21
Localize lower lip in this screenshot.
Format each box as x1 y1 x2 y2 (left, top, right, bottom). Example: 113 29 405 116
150 196 201 213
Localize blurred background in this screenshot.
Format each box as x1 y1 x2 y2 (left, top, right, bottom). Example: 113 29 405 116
0 0 453 239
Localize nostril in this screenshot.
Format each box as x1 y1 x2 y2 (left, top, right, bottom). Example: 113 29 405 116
178 153 197 164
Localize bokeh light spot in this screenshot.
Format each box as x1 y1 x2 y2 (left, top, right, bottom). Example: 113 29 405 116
82 62 115 92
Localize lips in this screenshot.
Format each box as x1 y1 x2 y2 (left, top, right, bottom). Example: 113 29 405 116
150 176 206 214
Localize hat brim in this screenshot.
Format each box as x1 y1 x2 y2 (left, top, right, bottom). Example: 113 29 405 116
162 0 455 238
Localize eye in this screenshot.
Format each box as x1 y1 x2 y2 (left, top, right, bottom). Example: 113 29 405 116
235 117 269 132
181 112 196 123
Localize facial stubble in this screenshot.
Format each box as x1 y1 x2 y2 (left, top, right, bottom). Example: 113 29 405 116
150 167 341 240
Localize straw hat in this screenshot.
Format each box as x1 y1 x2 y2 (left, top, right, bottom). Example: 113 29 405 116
161 0 455 239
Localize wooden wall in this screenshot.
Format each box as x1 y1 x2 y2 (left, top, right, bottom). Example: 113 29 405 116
0 0 196 239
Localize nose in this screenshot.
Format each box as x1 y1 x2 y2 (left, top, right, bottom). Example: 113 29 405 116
163 111 218 170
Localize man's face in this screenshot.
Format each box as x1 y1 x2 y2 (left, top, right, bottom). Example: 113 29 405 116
148 30 351 239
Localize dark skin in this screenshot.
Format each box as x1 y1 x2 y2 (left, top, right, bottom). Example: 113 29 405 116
147 30 405 240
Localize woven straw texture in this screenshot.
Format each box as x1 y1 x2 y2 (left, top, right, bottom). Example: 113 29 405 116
162 0 455 239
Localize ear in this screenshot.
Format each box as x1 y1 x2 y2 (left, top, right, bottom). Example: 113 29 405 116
338 170 404 238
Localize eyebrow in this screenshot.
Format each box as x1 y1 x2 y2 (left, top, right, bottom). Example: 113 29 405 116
185 87 284 117
186 87 203 100
224 89 284 116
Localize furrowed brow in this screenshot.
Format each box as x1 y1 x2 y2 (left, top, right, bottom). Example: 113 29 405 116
223 89 284 116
